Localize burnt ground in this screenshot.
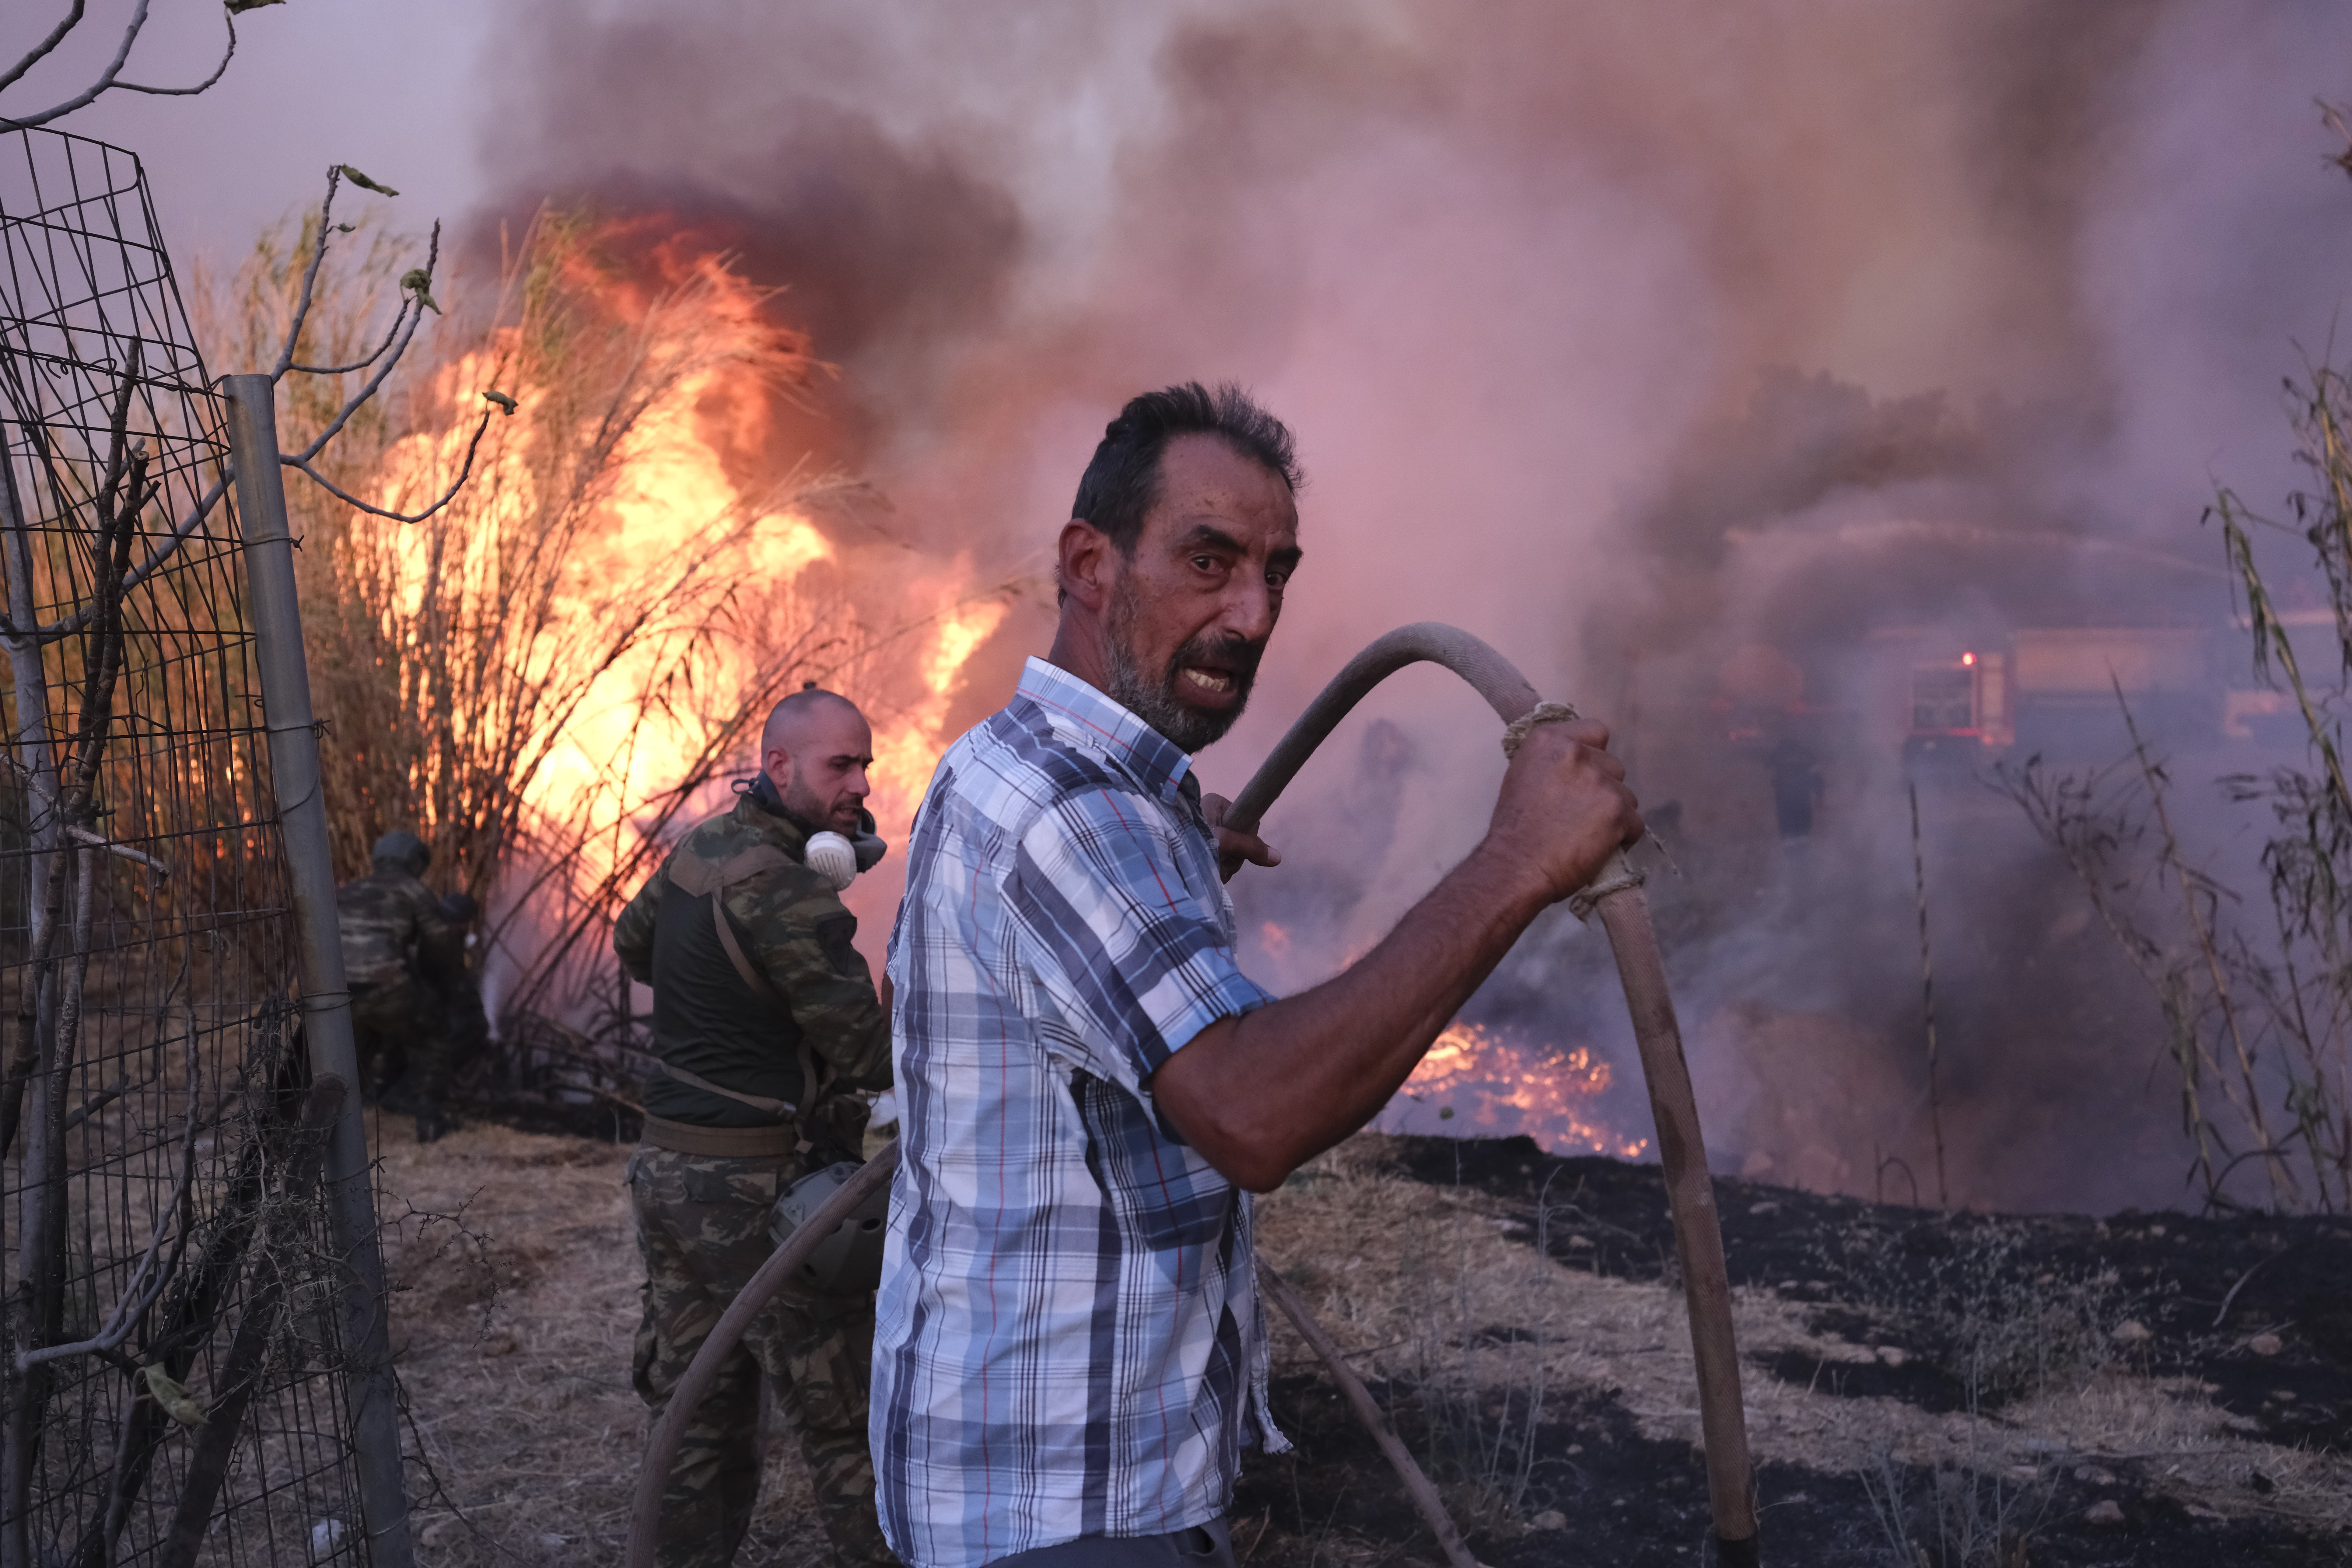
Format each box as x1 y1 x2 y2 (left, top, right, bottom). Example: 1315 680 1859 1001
380 1114 2352 1568
1386 1136 2352 1451
1236 1136 2352 1568
1239 1370 2350 1568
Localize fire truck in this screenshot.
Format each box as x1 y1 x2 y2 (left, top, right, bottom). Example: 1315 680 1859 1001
1902 627 2217 764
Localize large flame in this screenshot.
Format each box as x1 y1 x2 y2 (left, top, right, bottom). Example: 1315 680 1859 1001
533 433 838 890
868 588 1008 837
1378 1021 1648 1159
366 226 1000 903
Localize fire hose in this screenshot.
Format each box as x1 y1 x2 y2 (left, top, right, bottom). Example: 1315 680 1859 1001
625 1147 899 1568
625 622 1756 1568
1220 622 1758 1563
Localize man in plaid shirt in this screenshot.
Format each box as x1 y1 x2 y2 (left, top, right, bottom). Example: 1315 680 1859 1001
874 383 1642 1568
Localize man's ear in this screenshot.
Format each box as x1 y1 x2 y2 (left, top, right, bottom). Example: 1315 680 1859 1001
762 745 794 799
1057 520 1114 614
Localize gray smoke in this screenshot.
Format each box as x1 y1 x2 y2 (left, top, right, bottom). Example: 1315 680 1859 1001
480 0 2352 1211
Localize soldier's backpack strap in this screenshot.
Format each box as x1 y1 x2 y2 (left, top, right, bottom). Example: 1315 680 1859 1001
651 1059 796 1120
668 845 796 1010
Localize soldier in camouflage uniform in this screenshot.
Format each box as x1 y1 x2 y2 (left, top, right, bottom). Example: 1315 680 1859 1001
338 830 467 1143
614 689 896 1568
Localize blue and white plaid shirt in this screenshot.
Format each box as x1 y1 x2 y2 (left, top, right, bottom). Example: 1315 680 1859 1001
873 657 1286 1568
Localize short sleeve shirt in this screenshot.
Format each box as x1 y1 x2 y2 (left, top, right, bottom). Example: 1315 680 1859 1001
872 658 1282 1568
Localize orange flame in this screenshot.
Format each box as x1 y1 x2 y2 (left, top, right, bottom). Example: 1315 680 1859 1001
369 226 1001 903
1379 1022 1647 1158
868 589 1007 837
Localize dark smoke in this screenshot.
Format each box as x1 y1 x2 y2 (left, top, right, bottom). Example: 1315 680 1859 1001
480 0 2352 1211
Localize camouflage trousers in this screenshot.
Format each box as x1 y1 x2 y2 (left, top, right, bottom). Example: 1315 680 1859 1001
349 976 454 1099
628 1146 894 1568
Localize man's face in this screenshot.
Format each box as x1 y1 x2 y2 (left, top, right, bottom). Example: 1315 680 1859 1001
1101 433 1301 753
767 705 875 833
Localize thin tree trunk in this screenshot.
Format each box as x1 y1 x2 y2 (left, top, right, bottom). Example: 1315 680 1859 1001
0 440 60 1150
4 847 88 1568
0 436 62 1568
75 1026 302 1568
2 390 145 1567
154 1077 345 1568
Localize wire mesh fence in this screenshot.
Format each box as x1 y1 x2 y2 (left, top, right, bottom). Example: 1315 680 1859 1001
0 127 385 1566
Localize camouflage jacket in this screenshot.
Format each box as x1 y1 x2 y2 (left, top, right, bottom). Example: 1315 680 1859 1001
614 783 891 1128
336 870 462 991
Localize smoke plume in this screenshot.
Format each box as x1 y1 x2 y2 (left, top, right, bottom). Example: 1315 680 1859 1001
478 0 2352 1211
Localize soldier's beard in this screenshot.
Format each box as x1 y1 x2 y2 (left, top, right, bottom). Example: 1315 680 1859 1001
777 773 857 832
1103 572 1261 754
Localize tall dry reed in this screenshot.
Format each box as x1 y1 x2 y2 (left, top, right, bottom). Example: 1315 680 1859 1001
198 209 877 1039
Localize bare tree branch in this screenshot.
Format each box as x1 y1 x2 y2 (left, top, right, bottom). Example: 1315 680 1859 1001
16 345 169 646
284 404 494 524
269 166 345 380
286 222 442 462
0 2 86 98
65 824 168 878
114 12 237 101
0 0 153 131
25 474 230 643
290 303 409 377
118 473 226 594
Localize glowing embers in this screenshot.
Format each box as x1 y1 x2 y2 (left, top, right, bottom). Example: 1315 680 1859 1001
1378 1021 1646 1159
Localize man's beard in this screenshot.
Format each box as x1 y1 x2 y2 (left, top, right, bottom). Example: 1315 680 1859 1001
1103 574 1262 754
779 773 852 830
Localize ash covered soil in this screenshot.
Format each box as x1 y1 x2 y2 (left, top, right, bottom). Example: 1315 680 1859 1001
377 1119 2352 1566
1242 1135 2352 1568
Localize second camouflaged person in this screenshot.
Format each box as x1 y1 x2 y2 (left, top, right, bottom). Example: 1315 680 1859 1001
614 688 897 1568
338 829 467 1143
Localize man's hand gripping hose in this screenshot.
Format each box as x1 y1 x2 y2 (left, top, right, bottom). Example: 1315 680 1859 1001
1222 624 1758 1565
626 624 1756 1568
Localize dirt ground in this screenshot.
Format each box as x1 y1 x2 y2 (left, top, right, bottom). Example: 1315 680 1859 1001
374 1117 2352 1567
372 1114 829 1568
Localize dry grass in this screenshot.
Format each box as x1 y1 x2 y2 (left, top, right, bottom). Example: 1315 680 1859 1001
373 1125 2352 1565
373 1119 830 1566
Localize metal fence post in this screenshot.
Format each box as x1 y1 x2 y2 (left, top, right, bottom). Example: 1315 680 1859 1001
221 376 415 1568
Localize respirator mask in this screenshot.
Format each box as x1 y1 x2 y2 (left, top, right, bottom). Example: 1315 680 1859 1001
803 807 888 893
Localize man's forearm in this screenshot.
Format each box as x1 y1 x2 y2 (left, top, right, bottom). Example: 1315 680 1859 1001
1153 841 1554 1190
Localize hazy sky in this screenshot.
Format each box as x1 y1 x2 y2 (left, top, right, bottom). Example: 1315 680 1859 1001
6 1 495 276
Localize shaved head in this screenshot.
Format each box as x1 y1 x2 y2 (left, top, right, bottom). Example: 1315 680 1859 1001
762 687 861 757
761 688 874 833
